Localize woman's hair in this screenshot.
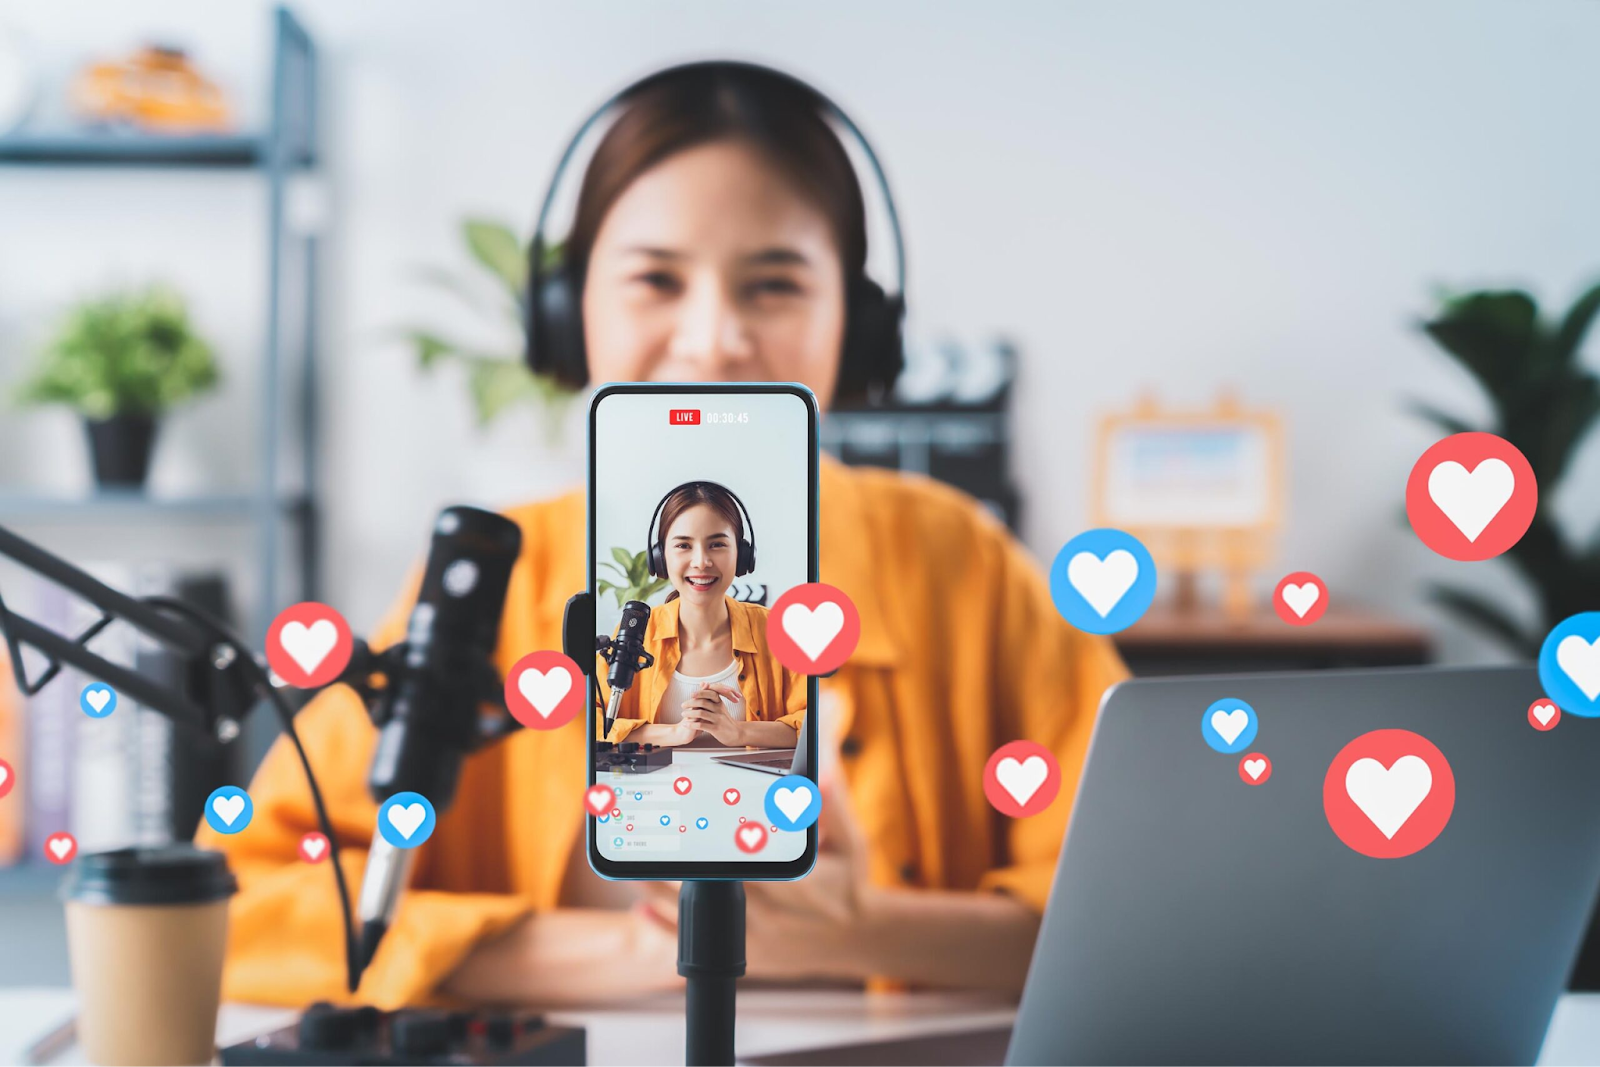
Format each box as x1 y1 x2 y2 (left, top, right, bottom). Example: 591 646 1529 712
565 64 867 289
657 481 746 602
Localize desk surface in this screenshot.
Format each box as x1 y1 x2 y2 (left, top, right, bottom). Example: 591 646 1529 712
3 987 1600 1065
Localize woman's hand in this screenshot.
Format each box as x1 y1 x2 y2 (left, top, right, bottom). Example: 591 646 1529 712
679 683 746 746
629 722 701 746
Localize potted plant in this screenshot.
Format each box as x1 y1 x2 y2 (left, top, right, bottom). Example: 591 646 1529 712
16 285 220 488
1409 280 1600 655
597 547 670 608
402 217 575 435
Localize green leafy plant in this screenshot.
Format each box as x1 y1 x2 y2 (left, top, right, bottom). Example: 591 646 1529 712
1410 281 1600 656
597 547 669 608
16 285 220 418
402 217 574 430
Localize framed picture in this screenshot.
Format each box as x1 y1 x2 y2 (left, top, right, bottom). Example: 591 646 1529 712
1092 397 1284 605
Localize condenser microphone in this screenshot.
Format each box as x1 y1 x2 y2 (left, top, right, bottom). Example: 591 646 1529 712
601 600 652 736
356 505 522 973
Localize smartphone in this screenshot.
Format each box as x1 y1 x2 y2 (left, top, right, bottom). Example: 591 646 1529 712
588 383 819 879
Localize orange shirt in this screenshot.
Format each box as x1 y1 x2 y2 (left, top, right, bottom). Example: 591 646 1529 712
599 596 807 743
195 456 1128 1008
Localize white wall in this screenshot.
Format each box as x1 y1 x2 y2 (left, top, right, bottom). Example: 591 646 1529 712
1 0 1596 662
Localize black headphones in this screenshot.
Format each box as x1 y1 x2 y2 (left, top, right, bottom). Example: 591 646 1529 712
524 60 907 404
645 481 757 581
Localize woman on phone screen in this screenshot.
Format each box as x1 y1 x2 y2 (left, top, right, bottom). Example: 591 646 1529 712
602 480 804 749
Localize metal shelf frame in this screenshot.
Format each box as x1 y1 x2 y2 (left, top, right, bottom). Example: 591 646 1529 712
0 6 323 775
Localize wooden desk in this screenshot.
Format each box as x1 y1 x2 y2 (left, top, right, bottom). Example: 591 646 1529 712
4 987 1600 1065
1114 605 1434 676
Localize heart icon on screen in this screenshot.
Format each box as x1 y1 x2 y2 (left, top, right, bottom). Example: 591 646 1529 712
773 786 812 823
723 789 740 805
518 667 573 718
735 823 767 853
1210 709 1249 746
387 803 427 839
1428 459 1515 543
1556 635 1600 702
1345 755 1433 840
212 794 246 826
45 832 76 864
584 785 615 818
781 602 845 662
994 757 1047 805
280 619 339 675
1066 549 1139 618
1281 583 1320 618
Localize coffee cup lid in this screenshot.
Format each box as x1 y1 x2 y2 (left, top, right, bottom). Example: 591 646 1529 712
61 845 237 906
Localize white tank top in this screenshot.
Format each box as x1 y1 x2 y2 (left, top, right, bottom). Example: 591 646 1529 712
656 659 744 725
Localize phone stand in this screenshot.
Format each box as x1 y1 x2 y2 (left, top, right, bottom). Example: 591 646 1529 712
677 880 746 1066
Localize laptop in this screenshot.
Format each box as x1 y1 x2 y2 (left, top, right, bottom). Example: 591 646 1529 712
711 748 797 776
746 665 1600 1065
1009 664 1600 1065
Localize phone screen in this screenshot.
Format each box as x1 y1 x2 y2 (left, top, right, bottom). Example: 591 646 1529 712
588 384 818 879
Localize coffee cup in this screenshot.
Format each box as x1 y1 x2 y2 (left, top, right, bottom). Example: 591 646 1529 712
62 845 237 1066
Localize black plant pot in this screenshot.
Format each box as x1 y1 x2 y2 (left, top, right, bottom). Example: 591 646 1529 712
84 413 159 488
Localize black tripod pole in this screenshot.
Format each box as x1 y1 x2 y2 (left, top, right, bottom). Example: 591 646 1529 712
678 880 746 1066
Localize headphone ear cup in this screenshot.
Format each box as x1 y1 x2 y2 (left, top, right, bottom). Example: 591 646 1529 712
837 276 905 404
528 261 590 389
737 539 756 577
648 542 666 581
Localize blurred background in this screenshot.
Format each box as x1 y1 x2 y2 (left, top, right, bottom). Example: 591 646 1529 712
0 0 1596 981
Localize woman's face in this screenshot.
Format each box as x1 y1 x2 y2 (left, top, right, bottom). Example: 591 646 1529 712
582 140 847 410
664 503 738 604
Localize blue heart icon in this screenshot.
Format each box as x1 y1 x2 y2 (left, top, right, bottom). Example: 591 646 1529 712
660 814 671 826
696 817 709 830
598 814 610 824
634 792 644 801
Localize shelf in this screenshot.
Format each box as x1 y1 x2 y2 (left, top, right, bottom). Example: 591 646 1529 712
0 862 63 900
0 132 317 170
0 491 311 522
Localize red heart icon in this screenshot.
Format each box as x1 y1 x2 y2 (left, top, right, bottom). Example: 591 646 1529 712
584 784 616 818
674 777 693 795
298 832 330 863
44 832 77 865
723 788 740 805
679 825 687 833
625 823 634 831
734 822 768 853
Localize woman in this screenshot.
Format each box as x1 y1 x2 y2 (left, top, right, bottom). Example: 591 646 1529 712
200 62 1127 1007
601 481 804 749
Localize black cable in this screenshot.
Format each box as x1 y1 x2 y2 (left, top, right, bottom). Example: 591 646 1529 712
142 596 361 994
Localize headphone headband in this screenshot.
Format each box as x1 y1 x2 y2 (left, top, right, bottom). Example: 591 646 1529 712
529 59 906 315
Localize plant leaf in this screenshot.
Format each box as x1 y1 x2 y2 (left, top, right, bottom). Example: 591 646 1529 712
1425 583 1537 658
405 330 460 370
598 560 629 580
1420 290 1539 404
462 219 528 298
464 357 540 426
1550 281 1600 366
611 547 635 573
639 577 670 602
